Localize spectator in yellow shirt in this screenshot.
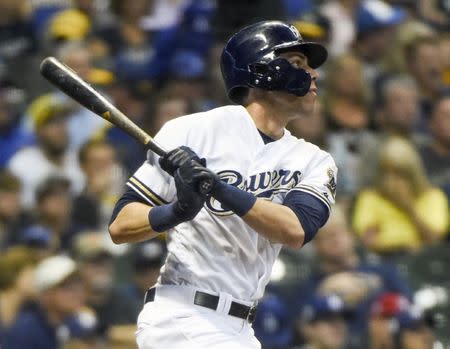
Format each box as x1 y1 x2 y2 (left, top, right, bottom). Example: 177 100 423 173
352 137 448 256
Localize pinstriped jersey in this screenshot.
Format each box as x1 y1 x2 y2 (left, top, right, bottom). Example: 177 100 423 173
128 105 337 301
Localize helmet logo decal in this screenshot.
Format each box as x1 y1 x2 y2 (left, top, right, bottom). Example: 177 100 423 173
289 25 300 39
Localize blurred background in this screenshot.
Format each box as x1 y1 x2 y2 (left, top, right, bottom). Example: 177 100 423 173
0 0 449 348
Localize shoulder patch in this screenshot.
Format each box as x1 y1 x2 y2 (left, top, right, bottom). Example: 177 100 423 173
325 168 337 199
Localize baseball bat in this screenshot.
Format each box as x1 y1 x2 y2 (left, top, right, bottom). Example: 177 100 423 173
39 56 213 195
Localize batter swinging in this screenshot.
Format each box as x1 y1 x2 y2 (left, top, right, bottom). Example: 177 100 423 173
109 20 337 349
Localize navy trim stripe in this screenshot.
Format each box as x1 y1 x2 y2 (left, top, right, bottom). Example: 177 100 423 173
129 176 169 205
126 182 156 206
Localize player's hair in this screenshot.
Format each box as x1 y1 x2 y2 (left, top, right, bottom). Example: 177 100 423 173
376 137 430 196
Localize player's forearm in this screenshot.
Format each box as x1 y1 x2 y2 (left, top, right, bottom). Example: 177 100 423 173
109 202 159 244
242 199 305 248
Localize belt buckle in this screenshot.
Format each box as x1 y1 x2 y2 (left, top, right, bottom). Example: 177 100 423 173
247 306 257 323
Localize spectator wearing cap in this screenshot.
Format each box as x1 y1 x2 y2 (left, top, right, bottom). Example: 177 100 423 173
294 11 331 46
19 224 53 258
253 293 292 349
3 255 85 349
0 246 39 338
353 0 406 85
368 292 411 349
392 308 436 349
353 137 449 256
291 294 349 349
73 232 139 343
72 139 125 231
8 93 84 207
0 80 33 168
293 206 412 348
119 239 166 307
0 170 33 250
418 95 450 201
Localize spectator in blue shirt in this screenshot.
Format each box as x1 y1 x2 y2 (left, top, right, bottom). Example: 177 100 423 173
3 255 85 349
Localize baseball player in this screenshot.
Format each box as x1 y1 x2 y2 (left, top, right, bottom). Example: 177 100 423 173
109 21 337 349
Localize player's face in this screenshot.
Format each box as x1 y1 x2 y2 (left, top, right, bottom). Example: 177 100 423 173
269 52 319 118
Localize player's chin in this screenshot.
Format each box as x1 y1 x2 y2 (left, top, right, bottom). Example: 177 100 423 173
298 94 316 113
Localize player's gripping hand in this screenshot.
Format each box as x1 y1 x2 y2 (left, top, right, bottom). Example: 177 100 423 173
172 162 207 220
183 163 257 217
148 158 207 232
159 146 205 176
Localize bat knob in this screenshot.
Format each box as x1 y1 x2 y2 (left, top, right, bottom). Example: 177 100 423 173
198 178 214 196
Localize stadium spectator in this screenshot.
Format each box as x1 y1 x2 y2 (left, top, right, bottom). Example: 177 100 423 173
96 0 178 86
147 88 194 136
0 247 39 337
72 140 124 231
253 292 292 349
18 224 53 258
99 80 149 174
322 53 376 200
353 137 449 256
0 81 32 168
405 36 447 122
419 95 450 199
118 239 166 311
73 232 140 341
8 94 84 207
55 42 111 150
393 308 436 349
353 0 406 85
0 170 31 249
63 307 105 349
294 205 412 347
319 0 358 57
291 294 349 349
0 0 38 90
368 292 411 349
3 255 85 349
360 75 422 187
30 176 78 252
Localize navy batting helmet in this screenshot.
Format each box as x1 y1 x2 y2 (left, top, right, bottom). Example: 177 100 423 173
221 21 328 104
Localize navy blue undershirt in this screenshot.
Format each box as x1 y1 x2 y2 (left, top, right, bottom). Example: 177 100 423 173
110 131 329 245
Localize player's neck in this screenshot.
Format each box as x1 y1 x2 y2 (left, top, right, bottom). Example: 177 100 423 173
245 101 288 140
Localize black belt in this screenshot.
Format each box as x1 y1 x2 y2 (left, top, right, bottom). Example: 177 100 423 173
144 287 257 323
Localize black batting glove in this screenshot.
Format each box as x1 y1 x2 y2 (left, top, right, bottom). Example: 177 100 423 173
177 160 220 197
172 166 206 221
159 146 205 176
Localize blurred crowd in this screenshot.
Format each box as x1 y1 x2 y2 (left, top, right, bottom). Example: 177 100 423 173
0 0 449 348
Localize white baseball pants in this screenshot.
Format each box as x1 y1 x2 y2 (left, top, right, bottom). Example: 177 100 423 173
135 285 261 349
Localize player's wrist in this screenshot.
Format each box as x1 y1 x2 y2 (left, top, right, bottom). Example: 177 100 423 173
212 180 257 216
148 201 193 232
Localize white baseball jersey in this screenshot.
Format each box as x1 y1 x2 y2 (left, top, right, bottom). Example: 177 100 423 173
128 105 337 301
